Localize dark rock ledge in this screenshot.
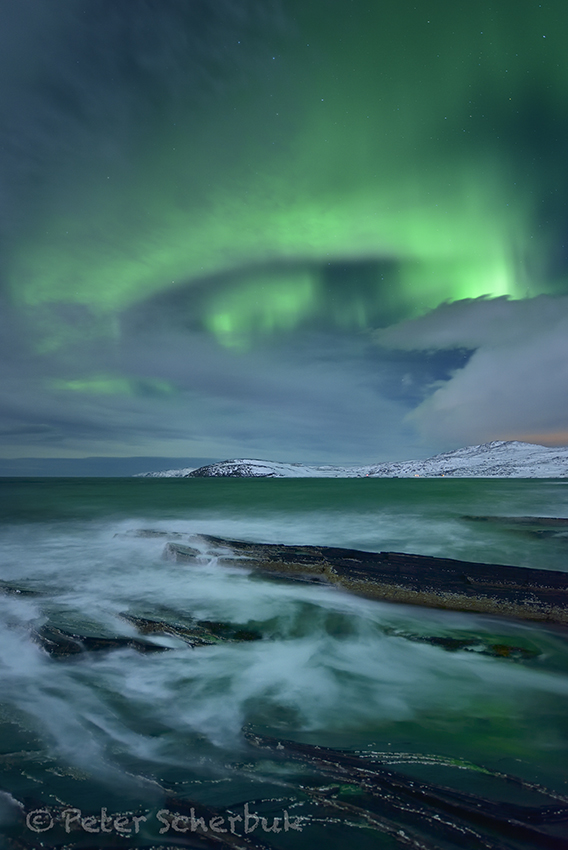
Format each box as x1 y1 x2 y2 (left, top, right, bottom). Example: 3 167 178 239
244 731 568 850
29 616 538 663
165 534 568 624
7 733 568 850
32 617 262 658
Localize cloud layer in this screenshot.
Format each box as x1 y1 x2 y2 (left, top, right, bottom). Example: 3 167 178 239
2 2 568 468
376 296 568 446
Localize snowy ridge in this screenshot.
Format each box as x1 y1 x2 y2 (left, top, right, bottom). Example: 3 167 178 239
136 441 568 478
135 466 197 478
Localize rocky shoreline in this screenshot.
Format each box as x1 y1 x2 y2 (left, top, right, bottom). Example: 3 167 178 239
164 531 568 625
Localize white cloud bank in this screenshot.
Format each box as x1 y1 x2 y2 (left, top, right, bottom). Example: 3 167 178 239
375 295 568 447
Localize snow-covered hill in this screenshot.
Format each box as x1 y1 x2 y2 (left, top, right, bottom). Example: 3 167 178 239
135 466 198 478
136 441 568 478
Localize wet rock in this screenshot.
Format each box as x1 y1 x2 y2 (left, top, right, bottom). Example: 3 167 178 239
120 614 262 646
244 731 568 850
119 614 217 647
114 528 190 540
198 620 262 642
462 515 568 543
0 581 42 597
34 616 263 657
166 534 568 624
32 625 170 658
383 628 540 660
162 541 201 561
462 515 568 527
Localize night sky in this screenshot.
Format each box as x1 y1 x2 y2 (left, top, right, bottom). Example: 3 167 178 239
2 0 568 474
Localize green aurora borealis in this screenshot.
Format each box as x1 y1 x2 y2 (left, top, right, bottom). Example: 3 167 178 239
11 2 568 333
3 0 568 468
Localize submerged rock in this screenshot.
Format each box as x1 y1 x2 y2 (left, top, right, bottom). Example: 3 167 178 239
463 515 568 526
462 515 568 542
0 581 42 597
165 534 568 624
32 625 169 658
33 616 263 658
244 731 568 850
120 613 262 646
383 628 540 660
114 528 189 539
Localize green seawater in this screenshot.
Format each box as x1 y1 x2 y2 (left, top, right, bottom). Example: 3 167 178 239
0 477 567 849
3 476 568 565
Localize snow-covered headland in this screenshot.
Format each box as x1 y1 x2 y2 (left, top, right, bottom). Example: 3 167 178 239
135 441 568 478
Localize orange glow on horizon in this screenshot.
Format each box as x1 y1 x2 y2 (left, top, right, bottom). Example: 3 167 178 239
505 432 568 447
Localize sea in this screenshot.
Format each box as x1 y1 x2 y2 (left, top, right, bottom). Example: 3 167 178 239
0 476 567 850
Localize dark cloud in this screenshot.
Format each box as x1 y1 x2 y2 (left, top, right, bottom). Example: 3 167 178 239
0 291 419 462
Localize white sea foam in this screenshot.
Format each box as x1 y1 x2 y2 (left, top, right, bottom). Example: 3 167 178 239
0 518 567 787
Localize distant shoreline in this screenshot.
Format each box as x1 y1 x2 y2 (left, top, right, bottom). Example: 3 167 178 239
136 440 568 479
